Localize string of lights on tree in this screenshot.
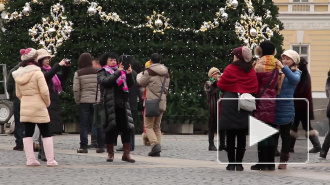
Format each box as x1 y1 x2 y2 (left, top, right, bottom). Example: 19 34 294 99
75 0 237 34
1 0 280 55
28 3 73 55
235 0 279 49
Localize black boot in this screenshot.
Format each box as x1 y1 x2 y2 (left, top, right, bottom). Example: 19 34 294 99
251 146 268 170
309 135 321 153
208 131 217 151
219 130 227 151
320 150 328 159
266 145 276 171
226 147 235 171
148 144 161 157
235 148 245 171
289 136 296 153
38 136 47 161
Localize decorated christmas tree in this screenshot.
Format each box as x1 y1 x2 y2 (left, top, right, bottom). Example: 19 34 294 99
0 0 284 125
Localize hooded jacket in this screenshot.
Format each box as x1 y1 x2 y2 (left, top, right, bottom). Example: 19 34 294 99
73 53 99 104
12 65 50 123
137 63 170 112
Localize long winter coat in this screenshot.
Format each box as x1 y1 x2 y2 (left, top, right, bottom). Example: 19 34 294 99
204 80 219 132
253 69 279 123
41 63 70 133
97 68 135 133
137 63 170 112
294 68 314 120
275 66 301 124
12 65 50 123
217 64 258 130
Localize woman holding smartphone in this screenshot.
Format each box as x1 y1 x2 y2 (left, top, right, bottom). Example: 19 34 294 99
97 52 135 163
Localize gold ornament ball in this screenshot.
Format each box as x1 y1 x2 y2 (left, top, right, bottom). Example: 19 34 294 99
153 30 157 34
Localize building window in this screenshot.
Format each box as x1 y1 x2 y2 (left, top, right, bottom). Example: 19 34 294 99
292 45 309 67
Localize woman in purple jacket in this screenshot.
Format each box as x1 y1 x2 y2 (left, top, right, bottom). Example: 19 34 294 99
251 41 279 171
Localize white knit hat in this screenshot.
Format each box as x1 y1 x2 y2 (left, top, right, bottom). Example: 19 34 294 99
37 49 52 61
20 48 38 61
281 50 300 64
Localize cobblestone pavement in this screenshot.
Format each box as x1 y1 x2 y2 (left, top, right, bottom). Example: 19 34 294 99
1 134 330 185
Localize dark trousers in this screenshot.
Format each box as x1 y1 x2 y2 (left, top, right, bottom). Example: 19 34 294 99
291 111 313 132
321 118 330 152
13 102 24 146
79 103 105 149
105 106 130 144
274 123 291 154
24 122 51 138
79 103 93 149
226 129 247 163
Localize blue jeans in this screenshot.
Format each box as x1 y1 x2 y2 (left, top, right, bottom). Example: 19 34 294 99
79 103 93 149
13 102 24 146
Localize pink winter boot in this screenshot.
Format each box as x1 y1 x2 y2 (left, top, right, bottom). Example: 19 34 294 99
23 137 41 166
42 137 58 167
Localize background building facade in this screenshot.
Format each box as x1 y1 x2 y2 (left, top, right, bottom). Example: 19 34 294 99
274 0 330 97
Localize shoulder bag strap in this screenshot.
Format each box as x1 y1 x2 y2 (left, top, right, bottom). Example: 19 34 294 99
256 69 276 98
158 76 167 100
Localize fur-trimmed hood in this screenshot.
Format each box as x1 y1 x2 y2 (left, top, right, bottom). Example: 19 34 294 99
12 65 41 85
146 63 168 76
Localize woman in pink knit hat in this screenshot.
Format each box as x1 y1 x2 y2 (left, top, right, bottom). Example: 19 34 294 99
12 48 58 167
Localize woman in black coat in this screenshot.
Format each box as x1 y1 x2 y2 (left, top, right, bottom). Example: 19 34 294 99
97 52 135 163
290 57 321 153
204 67 226 151
36 49 70 161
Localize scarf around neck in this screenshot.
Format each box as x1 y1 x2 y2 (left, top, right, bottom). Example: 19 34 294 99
103 65 128 92
209 77 222 98
43 66 62 93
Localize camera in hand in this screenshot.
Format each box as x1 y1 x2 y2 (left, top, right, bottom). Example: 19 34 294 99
65 59 71 65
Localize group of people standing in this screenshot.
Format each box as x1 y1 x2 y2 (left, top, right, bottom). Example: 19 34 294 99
205 40 329 171
6 43 329 169
7 47 170 166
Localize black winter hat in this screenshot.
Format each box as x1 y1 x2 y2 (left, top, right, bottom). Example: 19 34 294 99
260 40 275 56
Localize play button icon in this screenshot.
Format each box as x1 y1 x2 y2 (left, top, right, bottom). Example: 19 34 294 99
249 116 278 147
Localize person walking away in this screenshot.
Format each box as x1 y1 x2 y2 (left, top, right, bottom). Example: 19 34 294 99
204 67 226 151
97 52 135 163
217 46 258 171
250 40 279 171
137 53 170 157
274 50 301 169
320 70 330 159
73 53 105 153
12 48 58 167
290 57 321 153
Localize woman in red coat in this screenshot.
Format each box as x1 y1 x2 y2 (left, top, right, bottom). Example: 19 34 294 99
217 46 258 171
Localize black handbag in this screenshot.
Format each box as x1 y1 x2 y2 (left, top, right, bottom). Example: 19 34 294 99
93 83 106 128
145 76 167 117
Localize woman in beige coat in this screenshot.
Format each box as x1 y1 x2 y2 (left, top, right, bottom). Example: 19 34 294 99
12 48 58 167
